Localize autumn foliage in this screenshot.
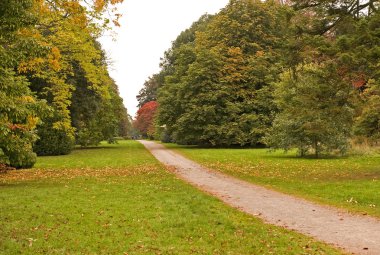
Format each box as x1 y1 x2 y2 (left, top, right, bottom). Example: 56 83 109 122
147 0 379 155
0 0 128 168
134 101 158 138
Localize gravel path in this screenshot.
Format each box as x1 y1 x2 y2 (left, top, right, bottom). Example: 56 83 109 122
140 140 380 255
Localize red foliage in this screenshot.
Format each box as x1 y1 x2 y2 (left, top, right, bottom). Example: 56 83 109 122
133 101 158 137
352 79 366 88
8 124 25 131
0 164 15 173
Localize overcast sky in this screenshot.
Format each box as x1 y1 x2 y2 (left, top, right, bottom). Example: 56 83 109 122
98 0 229 117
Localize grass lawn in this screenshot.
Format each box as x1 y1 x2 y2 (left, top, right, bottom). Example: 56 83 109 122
0 140 342 254
164 143 380 218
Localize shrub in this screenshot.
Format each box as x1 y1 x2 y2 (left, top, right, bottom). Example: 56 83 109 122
7 149 37 169
34 122 74 156
76 128 103 147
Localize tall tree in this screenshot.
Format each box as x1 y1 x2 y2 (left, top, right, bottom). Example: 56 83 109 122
25 1 126 152
264 0 380 154
134 101 158 139
264 63 354 157
0 0 49 168
136 74 160 108
1 0 126 166
157 15 212 143
157 0 291 146
354 80 380 143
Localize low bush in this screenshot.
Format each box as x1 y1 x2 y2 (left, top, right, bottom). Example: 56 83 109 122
34 120 74 156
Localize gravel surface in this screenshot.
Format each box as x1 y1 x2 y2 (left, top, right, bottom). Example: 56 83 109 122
140 140 380 255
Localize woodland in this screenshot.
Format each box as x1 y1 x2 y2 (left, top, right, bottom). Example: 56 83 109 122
0 0 130 169
1 2 380 254
1 0 379 170
135 0 380 157
1 1 379 253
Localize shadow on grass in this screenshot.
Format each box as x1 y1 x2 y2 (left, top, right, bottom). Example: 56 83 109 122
0 179 56 188
263 153 348 160
164 142 348 160
164 143 266 150
75 146 119 150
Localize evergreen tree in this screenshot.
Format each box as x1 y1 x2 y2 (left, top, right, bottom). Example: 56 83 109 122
265 63 354 157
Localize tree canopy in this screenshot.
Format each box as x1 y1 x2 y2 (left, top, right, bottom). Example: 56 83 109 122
140 0 379 155
0 0 130 168
156 1 291 146
133 101 159 139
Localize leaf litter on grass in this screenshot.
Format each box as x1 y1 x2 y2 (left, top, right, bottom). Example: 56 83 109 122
0 164 161 183
1 141 346 254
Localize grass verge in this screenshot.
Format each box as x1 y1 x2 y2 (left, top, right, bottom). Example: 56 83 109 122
0 141 342 254
164 143 380 218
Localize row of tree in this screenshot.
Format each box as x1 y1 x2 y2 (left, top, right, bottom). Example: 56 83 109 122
1 0 130 168
136 0 379 157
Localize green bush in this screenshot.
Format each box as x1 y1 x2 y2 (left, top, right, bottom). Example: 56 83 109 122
76 128 103 147
155 126 172 143
7 149 37 169
0 69 48 169
34 124 74 156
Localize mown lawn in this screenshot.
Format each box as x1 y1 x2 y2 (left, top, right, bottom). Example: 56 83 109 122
164 143 380 218
0 140 342 254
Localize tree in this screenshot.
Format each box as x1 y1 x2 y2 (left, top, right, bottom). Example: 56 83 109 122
134 101 158 138
136 75 160 108
157 0 291 146
338 12 380 144
354 80 380 143
264 63 354 157
156 15 212 143
25 1 126 151
264 0 379 154
1 0 126 164
0 0 49 168
0 69 48 167
291 0 379 35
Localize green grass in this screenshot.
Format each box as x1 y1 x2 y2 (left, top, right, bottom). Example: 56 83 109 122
0 141 341 254
164 143 380 218
0 141 342 254
34 143 155 170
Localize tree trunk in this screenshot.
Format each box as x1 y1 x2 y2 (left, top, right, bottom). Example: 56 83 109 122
314 138 319 158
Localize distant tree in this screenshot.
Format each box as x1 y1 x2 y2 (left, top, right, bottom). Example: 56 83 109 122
264 63 354 157
134 101 158 138
136 75 160 108
118 113 133 139
69 67 127 146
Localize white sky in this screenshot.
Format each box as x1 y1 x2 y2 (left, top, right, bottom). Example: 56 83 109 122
98 0 229 117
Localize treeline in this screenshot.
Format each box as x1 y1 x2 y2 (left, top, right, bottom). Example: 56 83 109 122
0 0 130 168
136 0 380 157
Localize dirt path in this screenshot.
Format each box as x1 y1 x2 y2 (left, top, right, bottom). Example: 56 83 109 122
140 140 380 254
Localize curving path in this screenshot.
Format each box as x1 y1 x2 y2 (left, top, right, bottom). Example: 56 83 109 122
140 140 380 255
